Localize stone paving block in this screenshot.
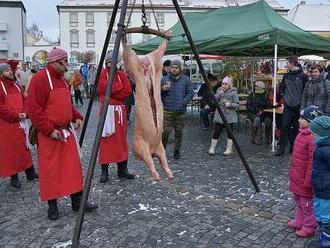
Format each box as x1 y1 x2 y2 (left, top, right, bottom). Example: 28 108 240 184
0 104 304 247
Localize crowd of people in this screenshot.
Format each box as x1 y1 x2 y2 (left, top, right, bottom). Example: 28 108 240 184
1 48 330 246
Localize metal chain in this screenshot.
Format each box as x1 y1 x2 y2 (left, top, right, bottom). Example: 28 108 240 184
141 0 147 27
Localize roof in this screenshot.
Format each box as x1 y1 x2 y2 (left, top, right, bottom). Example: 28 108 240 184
287 2 330 32
0 0 26 13
132 0 330 56
57 0 286 10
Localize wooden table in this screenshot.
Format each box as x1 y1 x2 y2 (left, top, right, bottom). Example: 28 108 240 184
263 108 283 114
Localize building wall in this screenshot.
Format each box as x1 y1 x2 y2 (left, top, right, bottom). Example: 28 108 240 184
0 6 25 60
58 7 212 64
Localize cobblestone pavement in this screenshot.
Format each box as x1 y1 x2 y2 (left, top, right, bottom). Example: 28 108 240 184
0 103 312 247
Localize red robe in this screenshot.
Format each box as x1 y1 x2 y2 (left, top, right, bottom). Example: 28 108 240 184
98 68 131 164
28 65 83 201
0 77 32 176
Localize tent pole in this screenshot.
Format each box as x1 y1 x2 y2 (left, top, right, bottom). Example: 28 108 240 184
251 57 255 93
71 0 129 247
172 0 260 193
271 44 278 152
79 0 121 147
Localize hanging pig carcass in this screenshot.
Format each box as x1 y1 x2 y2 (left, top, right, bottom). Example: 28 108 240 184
122 38 173 181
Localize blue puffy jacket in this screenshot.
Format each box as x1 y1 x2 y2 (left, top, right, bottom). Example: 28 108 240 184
161 74 194 113
312 136 330 199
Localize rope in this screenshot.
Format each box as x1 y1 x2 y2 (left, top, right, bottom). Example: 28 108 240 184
126 0 137 28
148 0 160 31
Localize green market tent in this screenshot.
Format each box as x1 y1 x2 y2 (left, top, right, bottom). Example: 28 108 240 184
132 0 330 57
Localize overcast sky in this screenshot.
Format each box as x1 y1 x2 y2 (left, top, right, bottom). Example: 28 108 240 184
21 0 330 41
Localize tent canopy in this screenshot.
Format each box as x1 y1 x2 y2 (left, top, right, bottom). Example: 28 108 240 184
132 0 330 56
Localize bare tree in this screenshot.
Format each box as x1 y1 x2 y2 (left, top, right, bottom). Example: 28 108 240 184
27 23 40 36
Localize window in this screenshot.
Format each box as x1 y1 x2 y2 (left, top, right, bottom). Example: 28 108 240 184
143 34 151 42
212 63 222 74
188 64 197 76
12 52 19 58
70 12 78 27
86 29 95 48
156 13 164 27
86 12 94 27
202 63 210 74
70 29 79 48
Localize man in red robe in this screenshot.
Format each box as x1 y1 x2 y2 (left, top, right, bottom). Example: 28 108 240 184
0 63 38 188
28 48 97 220
98 51 134 183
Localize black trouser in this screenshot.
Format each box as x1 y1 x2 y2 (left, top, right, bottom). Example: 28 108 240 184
74 90 83 105
278 105 300 151
212 123 234 139
200 108 212 127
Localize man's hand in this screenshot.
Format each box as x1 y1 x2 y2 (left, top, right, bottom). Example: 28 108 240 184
224 101 231 108
50 129 61 140
204 105 210 110
75 119 83 129
19 113 27 119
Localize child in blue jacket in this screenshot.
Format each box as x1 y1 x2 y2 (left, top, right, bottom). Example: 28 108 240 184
310 115 330 247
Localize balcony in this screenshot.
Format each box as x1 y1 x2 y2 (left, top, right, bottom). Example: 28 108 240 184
0 41 9 51
0 23 8 31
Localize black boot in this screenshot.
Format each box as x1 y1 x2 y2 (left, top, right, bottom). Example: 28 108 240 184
25 166 39 181
47 199 59 220
100 164 109 183
174 150 181 159
117 161 135 179
71 192 98 212
10 174 21 188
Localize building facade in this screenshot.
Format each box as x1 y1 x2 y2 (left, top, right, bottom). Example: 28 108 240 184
0 0 26 60
57 0 286 64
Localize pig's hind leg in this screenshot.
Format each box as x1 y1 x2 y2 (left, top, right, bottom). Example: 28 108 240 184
136 142 161 181
153 143 174 179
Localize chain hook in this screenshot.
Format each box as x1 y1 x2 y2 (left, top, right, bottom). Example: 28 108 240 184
141 0 147 27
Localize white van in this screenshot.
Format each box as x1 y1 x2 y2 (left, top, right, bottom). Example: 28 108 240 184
185 59 223 83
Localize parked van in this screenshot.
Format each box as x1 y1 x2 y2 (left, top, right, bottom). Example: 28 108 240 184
185 59 224 83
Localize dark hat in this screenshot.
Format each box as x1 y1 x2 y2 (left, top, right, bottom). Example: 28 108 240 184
171 59 182 70
0 63 10 74
300 105 324 122
47 48 68 63
310 116 330 137
105 51 113 64
163 59 171 67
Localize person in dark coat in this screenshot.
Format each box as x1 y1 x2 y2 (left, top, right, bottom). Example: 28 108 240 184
300 64 330 116
246 81 272 144
275 56 308 156
310 116 330 246
198 73 221 130
162 59 171 77
161 60 194 159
